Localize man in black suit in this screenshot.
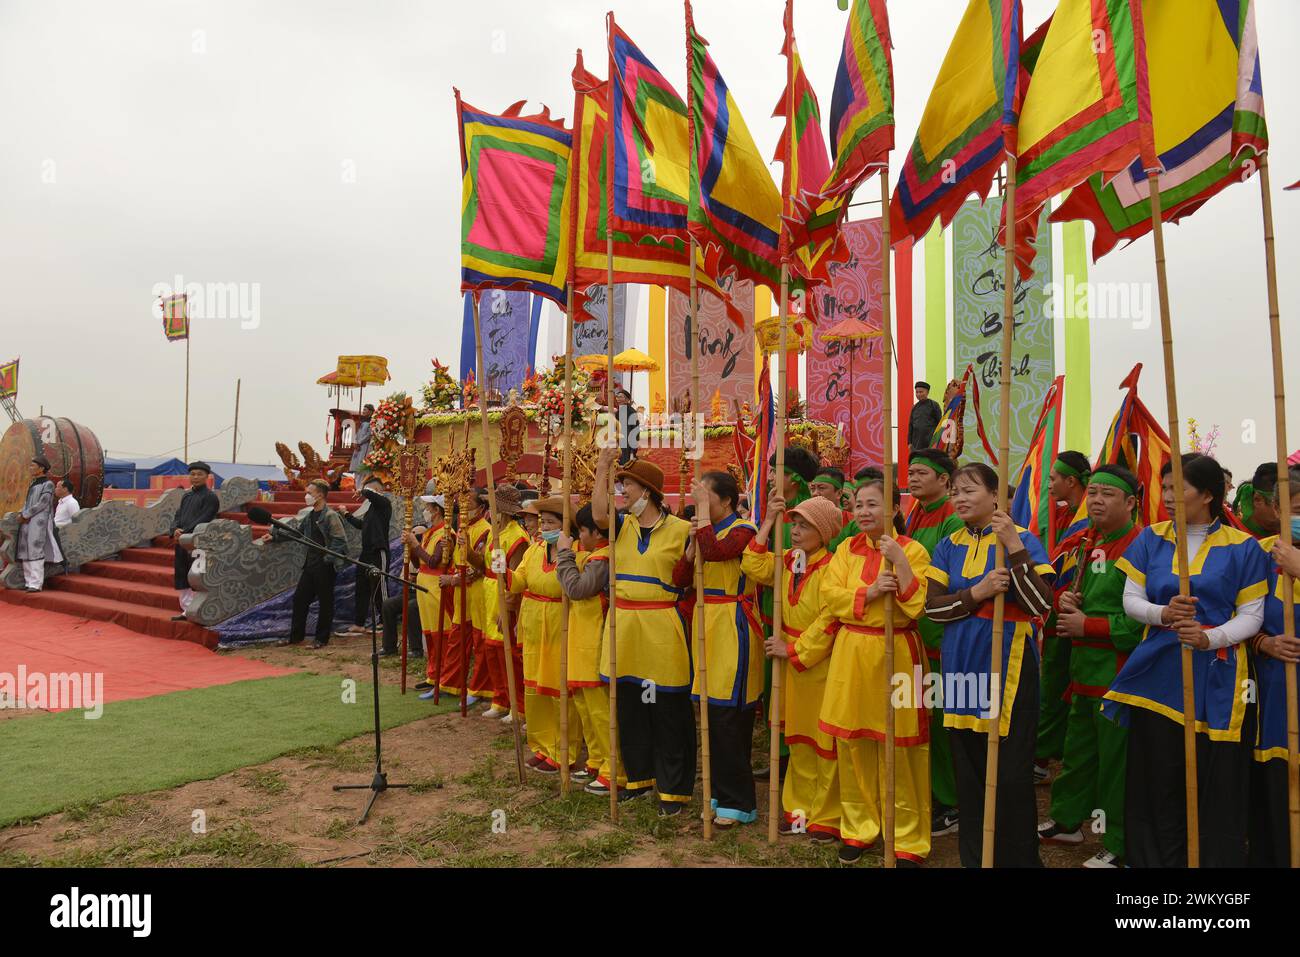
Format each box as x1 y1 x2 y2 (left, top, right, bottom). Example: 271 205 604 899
338 475 393 635
907 381 944 452
170 461 221 620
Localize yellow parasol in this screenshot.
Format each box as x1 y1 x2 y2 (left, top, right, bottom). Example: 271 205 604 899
756 315 815 355
574 354 607 372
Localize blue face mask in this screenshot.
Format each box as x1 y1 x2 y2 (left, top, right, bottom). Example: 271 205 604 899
1290 515 1300 541
540 529 561 545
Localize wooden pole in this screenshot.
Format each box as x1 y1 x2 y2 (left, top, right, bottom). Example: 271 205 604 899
184 330 191 462
471 293 528 785
232 379 241 462
690 238 714 841
434 581 447 705
400 493 413 695
982 152 1017 868
603 49 621 820
1146 170 1200 866
879 165 897 868
768 264 788 845
1258 154 1298 865
559 286 576 796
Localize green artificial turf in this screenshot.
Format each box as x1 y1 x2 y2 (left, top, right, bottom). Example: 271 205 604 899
0 672 454 826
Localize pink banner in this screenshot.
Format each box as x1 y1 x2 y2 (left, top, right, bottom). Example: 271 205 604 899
668 279 755 415
807 219 884 473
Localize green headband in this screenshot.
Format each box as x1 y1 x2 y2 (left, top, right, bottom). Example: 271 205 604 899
1088 471 1136 497
1053 459 1087 481
783 468 811 499
910 455 953 476
812 473 844 490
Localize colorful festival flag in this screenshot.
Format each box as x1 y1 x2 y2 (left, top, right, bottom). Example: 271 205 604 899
572 47 735 320
0 358 17 399
1093 363 1172 527
457 91 572 308
1010 0 1154 278
890 0 1023 248
1050 0 1267 260
774 0 847 278
1010 375 1065 545
928 364 998 464
162 293 189 341
824 0 895 200
686 1 784 295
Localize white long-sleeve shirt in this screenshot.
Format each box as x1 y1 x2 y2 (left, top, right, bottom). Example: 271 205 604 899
1121 523 1264 649
55 495 80 528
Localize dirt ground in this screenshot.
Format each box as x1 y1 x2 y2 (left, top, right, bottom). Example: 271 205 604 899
0 637 1099 868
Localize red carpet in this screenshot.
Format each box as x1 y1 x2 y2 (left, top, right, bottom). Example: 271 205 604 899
0 605 297 711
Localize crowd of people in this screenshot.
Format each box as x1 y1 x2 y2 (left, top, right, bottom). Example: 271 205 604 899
285 424 1293 868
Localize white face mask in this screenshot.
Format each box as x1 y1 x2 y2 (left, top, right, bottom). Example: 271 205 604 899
304 493 317 509
627 492 649 518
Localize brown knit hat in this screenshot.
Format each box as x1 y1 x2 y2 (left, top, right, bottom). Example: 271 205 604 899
493 483 522 516
787 497 844 549
615 459 664 497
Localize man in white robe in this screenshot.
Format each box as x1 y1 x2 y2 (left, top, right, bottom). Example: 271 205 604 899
17 455 62 592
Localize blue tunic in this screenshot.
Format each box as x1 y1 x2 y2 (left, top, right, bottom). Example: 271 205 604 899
926 524 1054 736
1102 520 1270 741
1253 535 1300 762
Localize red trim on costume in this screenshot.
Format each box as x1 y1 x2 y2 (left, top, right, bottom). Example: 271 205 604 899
783 733 837 760
523 591 562 603
1082 616 1110 639
615 598 678 610
818 718 929 747
896 575 920 603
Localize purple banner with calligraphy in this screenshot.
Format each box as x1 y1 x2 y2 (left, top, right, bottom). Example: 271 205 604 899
807 219 883 472
459 290 541 399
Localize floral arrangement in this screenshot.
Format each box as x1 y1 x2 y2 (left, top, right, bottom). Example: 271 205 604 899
461 372 480 409
363 444 397 472
369 393 410 443
421 359 462 412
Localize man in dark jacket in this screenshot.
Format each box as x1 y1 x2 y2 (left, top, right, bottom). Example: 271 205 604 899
263 478 349 648
338 475 393 635
170 461 221 619
907 381 943 452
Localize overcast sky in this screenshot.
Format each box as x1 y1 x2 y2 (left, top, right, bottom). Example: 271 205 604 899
1 0 1296 480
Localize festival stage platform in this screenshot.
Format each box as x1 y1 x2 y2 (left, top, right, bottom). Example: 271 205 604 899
0 488 358 648
0 604 296 710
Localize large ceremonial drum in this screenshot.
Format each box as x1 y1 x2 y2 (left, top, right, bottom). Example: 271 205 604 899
0 417 104 516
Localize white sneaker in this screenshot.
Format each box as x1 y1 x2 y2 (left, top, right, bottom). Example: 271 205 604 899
1037 818 1083 845
1083 850 1120 868
482 706 505 718
500 712 514 725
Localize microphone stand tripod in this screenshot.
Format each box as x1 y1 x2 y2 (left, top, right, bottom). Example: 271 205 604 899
258 508 434 823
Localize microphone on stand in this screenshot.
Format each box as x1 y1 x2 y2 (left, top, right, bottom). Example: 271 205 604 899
246 504 302 537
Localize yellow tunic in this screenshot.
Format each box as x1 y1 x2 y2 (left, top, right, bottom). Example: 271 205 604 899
483 522 531 645
415 523 447 645
742 542 836 757
506 541 568 696
568 545 609 687
795 534 931 743
600 511 692 692
450 516 491 639
691 515 763 708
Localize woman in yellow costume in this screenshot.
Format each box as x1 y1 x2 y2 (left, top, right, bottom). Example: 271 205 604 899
436 488 491 701
752 495 844 842
505 495 583 773
680 471 762 827
406 495 447 696
471 485 531 721
592 448 694 815
773 477 931 865
556 502 623 795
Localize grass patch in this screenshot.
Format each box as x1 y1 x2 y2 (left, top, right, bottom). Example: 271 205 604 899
0 672 457 827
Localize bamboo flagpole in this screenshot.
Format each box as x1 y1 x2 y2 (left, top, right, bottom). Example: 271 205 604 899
1257 153 1298 865
558 287 576 796
471 292 528 785
1145 171 1200 867
690 237 714 842
603 23 621 820
878 164 897 868
232 379 241 462
767 2 794 846
184 309 191 462
982 152 1018 869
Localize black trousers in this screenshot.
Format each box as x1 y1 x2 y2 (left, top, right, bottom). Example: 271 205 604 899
949 664 1043 868
616 682 696 802
1248 757 1291 867
1126 705 1253 868
381 594 422 656
708 703 757 816
173 545 194 590
290 563 336 643
353 549 387 626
